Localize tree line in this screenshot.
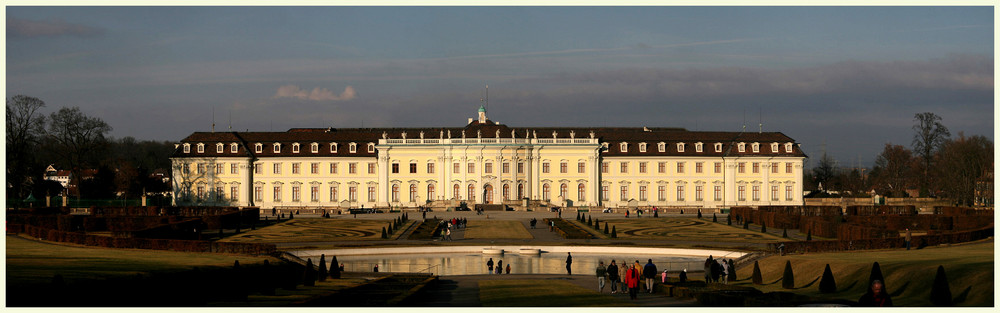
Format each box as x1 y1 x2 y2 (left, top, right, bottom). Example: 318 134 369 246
6 95 176 202
809 112 992 207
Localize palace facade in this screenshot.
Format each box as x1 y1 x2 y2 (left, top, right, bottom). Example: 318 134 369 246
170 107 807 210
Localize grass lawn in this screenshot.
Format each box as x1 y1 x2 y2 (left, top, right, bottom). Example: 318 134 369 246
731 240 994 306
6 235 276 285
220 218 413 243
479 280 633 306
464 220 533 239
604 217 789 243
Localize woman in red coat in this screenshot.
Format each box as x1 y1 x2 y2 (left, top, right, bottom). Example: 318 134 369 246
626 264 641 300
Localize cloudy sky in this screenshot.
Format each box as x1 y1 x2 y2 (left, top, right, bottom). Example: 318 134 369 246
6 6 993 168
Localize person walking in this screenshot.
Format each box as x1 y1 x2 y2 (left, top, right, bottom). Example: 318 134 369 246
662 269 668 284
704 256 714 282
626 263 640 300
905 228 912 250
497 260 503 275
445 228 452 241
596 261 607 293
565 252 573 275
720 259 729 284
607 260 620 294
618 259 629 294
643 259 657 293
506 264 511 274
487 258 494 274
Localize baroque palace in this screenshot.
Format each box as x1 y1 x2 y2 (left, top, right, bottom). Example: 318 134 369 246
171 107 806 211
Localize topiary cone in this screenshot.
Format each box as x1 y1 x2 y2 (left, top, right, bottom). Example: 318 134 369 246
781 260 795 289
318 254 328 282
713 213 717 222
751 261 763 285
761 223 767 233
782 229 788 238
744 221 750 229
819 264 836 293
807 230 812 241
869 261 885 290
330 256 341 279
381 227 388 239
604 222 609 234
930 265 952 306
611 226 617 238
303 258 316 286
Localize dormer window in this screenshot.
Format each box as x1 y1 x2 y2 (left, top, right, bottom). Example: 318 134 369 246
619 142 628 153
311 143 319 153
349 142 357 153
331 143 338 153
677 143 685 153
785 142 794 153
254 143 263 153
657 142 666 152
367 143 375 153
197 143 205 153
273 143 281 153
601 142 609 152
639 143 647 153
752 142 760 153
714 143 723 153
292 143 300 153
738 142 746 153
230 143 238 153
695 142 703 153
216 143 224 153
771 142 779 153
183 143 191 153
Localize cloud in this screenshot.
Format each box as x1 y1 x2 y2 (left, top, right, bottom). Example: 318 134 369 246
7 17 104 38
274 85 357 101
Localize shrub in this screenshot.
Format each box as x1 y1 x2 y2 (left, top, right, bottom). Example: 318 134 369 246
819 264 836 293
782 229 788 238
761 223 767 233
588 216 593 227
381 227 388 239
330 256 341 279
930 265 952 306
593 218 600 230
781 260 794 289
869 262 885 290
697 209 702 218
751 261 763 285
303 258 316 287
576 211 581 221
604 222 609 234
611 226 617 238
289 212 294 219
713 213 717 222
318 254 328 282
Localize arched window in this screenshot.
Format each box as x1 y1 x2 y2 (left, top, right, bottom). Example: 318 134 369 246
391 184 400 202
409 184 417 202
517 183 524 199
502 184 510 201
578 184 586 201
468 184 476 201
542 183 550 200
559 183 568 199
427 184 435 201
453 184 461 200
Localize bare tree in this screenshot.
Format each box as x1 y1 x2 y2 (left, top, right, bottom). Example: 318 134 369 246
46 107 112 199
811 152 837 191
936 133 992 206
871 144 916 197
912 112 950 196
6 95 47 200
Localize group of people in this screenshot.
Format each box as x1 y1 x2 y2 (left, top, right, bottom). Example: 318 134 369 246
595 259 660 300
485 258 512 274
703 255 733 284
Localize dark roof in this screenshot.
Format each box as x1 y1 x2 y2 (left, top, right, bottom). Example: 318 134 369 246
173 121 806 158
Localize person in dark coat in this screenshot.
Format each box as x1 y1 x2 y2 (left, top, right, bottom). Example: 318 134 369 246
642 259 658 293
497 260 503 275
607 260 620 294
487 258 494 274
704 256 714 282
711 259 722 282
679 269 688 283
565 252 573 275
858 279 893 306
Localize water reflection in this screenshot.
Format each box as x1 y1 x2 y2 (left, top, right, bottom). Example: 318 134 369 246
316 252 712 276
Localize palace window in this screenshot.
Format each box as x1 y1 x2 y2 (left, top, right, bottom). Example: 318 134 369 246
409 184 417 202
658 185 666 201
427 162 435 174
292 186 300 202
311 163 319 174
349 143 357 153
503 184 510 201
715 143 723 153
349 163 357 174
752 143 760 153
786 186 794 201
542 162 550 173
752 162 759 174
639 143 647 153
349 186 357 202
785 142 794 153
677 162 685 174
601 185 609 201
292 143 300 153
578 162 585 173
601 162 609 174
368 163 376 174
311 142 319 153
543 184 550 200
577 184 586 201
560 184 568 199
330 143 338 153
254 163 262 174
786 163 793 173
639 162 647 173
231 143 238 153
738 186 746 201
231 163 238 174
738 163 745 174
367 143 375 153
657 142 666 152
752 186 760 201
273 143 281 153
468 184 477 201
517 184 524 199
216 143 224 153
330 186 338 202
620 142 628 153
468 163 475 174
620 162 628 173
453 184 461 200
517 162 524 174
485 162 493 174
427 184 435 201
502 162 510 174
330 163 338 174
273 186 282 202
392 163 400 174
254 186 262 202
291 163 300 174
714 186 722 201
696 162 703 173
658 162 666 173
197 143 205 153
183 143 191 153
255 143 262 153
273 163 281 174
738 143 746 153
216 164 223 174
677 143 685 153
695 186 703 201
453 162 460 174
410 163 417 174
368 186 376 202
772 185 779 201
677 185 685 201
771 162 779 173
620 185 628 201
391 184 400 202
695 142 703 153
771 142 779 153
639 185 647 201
311 186 319 202
560 162 567 173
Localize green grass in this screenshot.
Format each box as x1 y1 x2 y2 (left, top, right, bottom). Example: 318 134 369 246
6 235 276 285
220 218 413 243
732 240 994 306
607 217 789 243
479 280 634 306
464 220 533 239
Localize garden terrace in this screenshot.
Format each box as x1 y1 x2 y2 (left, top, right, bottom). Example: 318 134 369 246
544 218 594 239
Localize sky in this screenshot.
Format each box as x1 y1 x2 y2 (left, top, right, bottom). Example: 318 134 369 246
6 6 994 168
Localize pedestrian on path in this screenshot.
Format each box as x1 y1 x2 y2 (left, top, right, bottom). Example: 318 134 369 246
721 259 730 284
487 258 494 274
607 260 620 294
905 228 912 250
643 259 657 293
505 264 511 274
662 269 668 284
596 261 607 293
626 263 640 300
619 259 629 293
496 260 503 274
445 228 452 241
565 252 573 275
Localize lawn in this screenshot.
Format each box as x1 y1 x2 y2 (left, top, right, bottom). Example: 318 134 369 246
220 218 413 243
463 220 533 239
479 279 633 306
731 240 994 306
603 217 789 243
6 235 276 285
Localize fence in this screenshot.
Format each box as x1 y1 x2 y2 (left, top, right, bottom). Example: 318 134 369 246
20 224 276 255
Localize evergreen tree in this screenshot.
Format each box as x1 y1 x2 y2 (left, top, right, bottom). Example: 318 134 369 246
588 215 593 227
611 226 617 238
819 264 837 293
303 258 317 287
930 265 952 306
318 254 328 282
289 212 294 219
751 261 763 285
761 223 767 233
330 256 341 279
712 213 717 222
604 222 609 234
807 230 812 241
869 262 885 290
577 211 581 221
782 229 788 238
594 218 600 230
781 260 795 289
697 209 702 218
381 227 388 239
